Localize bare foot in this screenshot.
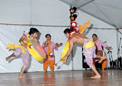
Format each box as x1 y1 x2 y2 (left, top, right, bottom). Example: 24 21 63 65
102 70 106 72
18 76 26 79
6 56 11 61
91 75 101 78
51 71 54 73
98 57 106 63
44 71 47 73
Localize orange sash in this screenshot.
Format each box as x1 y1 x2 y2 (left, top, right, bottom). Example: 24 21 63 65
93 39 98 44
46 40 52 59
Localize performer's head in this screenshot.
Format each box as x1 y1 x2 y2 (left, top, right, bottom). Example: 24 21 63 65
92 34 98 41
45 34 51 41
64 28 70 38
29 28 39 38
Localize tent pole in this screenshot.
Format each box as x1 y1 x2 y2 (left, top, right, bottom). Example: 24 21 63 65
116 29 119 57
116 28 121 69
69 5 74 71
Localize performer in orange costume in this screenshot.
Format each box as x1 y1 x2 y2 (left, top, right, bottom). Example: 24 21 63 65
42 34 58 73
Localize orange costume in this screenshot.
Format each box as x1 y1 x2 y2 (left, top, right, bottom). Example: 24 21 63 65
93 39 107 70
42 40 57 72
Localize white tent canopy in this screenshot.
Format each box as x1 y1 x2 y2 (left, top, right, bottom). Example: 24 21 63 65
60 0 122 28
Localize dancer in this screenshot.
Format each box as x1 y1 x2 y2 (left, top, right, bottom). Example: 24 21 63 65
42 34 58 73
62 28 106 78
6 28 39 79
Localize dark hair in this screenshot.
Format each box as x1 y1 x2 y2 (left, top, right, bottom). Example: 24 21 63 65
92 34 98 38
29 28 39 35
64 28 70 34
70 27 74 31
45 34 51 38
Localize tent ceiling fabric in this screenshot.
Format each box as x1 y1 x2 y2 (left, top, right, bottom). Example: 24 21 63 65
60 0 122 28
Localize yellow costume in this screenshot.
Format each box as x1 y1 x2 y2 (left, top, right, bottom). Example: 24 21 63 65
6 35 30 53
84 40 95 49
6 44 28 53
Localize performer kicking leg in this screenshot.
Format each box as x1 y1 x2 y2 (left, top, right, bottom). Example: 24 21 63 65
6 28 39 79
6 47 30 79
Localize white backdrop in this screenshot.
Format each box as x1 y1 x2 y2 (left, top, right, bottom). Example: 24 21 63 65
0 25 118 73
0 0 118 73
0 25 73 73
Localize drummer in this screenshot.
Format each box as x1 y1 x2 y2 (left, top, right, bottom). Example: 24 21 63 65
92 34 112 71
6 28 39 79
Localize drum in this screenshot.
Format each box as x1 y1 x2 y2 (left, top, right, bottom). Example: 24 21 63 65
27 39 46 61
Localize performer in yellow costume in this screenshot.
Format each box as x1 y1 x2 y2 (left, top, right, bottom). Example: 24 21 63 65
6 28 39 79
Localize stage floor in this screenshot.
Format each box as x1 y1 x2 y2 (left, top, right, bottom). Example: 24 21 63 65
1 69 122 86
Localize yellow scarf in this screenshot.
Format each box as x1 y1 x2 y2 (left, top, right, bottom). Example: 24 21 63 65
46 40 52 59
6 35 30 53
93 39 98 44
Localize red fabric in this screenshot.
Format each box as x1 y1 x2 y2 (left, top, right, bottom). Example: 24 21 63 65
69 28 79 39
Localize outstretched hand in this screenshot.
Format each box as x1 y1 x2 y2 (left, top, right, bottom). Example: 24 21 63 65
107 47 112 50
55 43 63 48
